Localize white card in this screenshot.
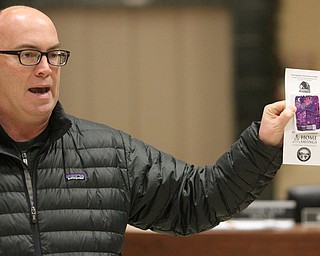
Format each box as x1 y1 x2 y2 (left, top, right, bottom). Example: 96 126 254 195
283 68 320 165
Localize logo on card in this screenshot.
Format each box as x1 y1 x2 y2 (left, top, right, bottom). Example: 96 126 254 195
65 173 86 181
299 81 310 93
297 147 311 162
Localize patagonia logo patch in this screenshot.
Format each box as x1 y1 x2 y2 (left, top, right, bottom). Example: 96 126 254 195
65 173 86 181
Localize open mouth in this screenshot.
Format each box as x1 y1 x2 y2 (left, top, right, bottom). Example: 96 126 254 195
28 87 50 94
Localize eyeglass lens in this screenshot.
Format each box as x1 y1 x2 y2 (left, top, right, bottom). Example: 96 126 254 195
20 50 69 66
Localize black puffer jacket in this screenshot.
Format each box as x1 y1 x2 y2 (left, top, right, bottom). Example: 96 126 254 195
0 102 282 256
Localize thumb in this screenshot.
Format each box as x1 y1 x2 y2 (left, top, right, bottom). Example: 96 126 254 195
277 105 296 128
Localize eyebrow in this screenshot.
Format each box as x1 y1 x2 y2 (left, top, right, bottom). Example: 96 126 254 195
14 43 62 50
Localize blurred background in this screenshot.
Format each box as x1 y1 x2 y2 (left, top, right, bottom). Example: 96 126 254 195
2 0 320 200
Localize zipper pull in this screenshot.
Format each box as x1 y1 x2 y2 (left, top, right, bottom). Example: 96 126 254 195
22 152 28 166
31 206 37 223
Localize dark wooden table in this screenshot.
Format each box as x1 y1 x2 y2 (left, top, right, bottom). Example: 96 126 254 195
123 224 320 256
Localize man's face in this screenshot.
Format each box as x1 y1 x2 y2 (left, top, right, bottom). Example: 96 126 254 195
0 7 61 125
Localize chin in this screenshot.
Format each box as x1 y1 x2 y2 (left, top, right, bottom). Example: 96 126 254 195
33 102 56 117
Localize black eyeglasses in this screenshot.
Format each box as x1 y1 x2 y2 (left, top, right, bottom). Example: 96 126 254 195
0 49 70 66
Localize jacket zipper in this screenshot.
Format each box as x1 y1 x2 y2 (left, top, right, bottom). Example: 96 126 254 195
22 152 42 255
22 152 37 222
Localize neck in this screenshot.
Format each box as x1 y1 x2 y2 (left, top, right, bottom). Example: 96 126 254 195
0 119 49 142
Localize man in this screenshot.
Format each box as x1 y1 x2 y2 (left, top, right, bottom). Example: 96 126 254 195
0 5 295 256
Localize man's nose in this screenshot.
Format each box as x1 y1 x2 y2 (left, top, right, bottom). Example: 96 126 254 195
35 55 52 76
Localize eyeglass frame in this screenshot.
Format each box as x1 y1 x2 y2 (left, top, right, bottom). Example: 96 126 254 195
0 49 71 66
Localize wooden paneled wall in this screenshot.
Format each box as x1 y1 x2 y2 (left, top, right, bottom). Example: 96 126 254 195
47 6 234 166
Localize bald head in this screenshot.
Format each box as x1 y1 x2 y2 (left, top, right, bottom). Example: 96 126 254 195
0 5 54 24
0 5 59 49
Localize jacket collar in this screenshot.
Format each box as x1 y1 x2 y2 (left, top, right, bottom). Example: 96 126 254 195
47 101 72 146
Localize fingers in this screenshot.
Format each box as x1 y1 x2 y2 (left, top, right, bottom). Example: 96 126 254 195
264 100 295 124
278 105 296 127
268 100 286 116
259 100 295 147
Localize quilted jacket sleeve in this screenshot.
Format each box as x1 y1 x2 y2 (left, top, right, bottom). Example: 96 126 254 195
123 122 283 236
